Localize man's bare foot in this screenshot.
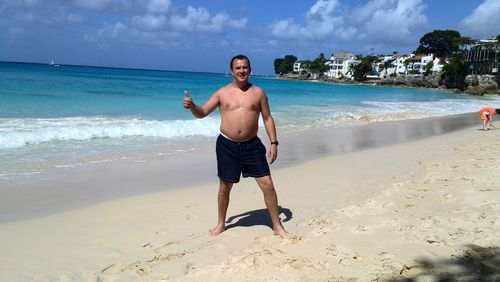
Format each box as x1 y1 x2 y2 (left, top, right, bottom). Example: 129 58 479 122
273 226 289 238
208 224 225 236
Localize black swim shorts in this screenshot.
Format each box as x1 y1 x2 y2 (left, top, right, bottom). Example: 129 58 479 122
216 134 270 183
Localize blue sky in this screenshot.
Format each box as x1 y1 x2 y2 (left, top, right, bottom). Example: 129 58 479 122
1 0 499 75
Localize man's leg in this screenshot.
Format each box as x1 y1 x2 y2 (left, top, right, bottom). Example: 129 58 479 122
256 176 288 238
209 179 233 236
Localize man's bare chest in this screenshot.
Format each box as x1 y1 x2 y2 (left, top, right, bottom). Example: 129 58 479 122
220 94 260 111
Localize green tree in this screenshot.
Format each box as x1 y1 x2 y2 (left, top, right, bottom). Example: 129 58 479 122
455 36 475 48
273 58 286 75
273 55 297 75
441 53 467 89
309 53 329 78
415 30 462 57
424 60 434 76
283 55 297 73
299 60 312 77
352 55 377 81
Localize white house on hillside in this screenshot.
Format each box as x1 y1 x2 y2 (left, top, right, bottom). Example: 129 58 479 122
377 54 408 77
378 53 445 78
325 51 359 79
293 61 307 73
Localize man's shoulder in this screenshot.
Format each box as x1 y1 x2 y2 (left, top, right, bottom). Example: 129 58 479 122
248 84 265 95
219 83 237 91
213 84 233 95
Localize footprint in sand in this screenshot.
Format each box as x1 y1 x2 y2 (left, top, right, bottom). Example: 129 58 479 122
326 243 340 257
122 261 152 277
213 249 277 273
365 199 392 210
337 205 362 218
461 176 475 182
154 240 181 252
378 251 394 261
405 193 423 199
282 257 327 271
194 239 218 251
448 227 470 241
354 225 372 235
308 217 334 237
280 234 304 245
327 244 359 266
338 254 362 266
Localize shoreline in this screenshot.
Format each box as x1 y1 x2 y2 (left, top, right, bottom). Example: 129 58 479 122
276 74 500 96
0 116 498 281
0 113 481 223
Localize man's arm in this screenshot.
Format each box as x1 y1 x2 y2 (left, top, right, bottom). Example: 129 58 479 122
260 90 278 164
183 91 220 118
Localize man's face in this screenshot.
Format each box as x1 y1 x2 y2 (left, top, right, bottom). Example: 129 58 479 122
231 59 250 82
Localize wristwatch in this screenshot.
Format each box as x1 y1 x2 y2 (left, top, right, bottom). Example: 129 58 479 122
270 140 279 146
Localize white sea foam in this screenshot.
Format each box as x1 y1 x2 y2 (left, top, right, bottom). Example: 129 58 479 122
0 116 221 149
1 97 497 150
274 97 498 128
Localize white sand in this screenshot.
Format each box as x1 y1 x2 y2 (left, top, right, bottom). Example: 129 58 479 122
0 124 499 281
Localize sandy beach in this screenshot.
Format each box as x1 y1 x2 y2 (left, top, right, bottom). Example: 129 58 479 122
1 116 499 281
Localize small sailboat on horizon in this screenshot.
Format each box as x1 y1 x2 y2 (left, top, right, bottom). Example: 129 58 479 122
49 59 60 67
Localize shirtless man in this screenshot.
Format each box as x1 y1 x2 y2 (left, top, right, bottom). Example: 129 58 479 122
183 55 288 238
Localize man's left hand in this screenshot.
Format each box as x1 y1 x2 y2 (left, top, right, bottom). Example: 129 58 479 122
268 145 277 164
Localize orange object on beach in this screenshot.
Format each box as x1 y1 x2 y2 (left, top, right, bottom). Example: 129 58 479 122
479 107 496 120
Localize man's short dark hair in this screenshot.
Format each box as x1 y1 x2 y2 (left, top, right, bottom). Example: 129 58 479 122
230 54 251 70
496 109 500 114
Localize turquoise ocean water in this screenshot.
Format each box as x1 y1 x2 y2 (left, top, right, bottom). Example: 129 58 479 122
1 62 498 187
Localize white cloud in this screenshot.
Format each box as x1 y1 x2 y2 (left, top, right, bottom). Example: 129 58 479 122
351 0 428 44
72 0 130 11
132 13 166 31
459 0 500 38
269 0 343 40
147 0 170 14
169 6 247 33
269 0 428 47
96 22 128 39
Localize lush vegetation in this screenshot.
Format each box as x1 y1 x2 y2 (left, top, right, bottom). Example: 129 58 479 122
352 55 377 81
273 55 297 75
273 29 499 89
441 53 467 89
414 30 462 57
274 53 329 78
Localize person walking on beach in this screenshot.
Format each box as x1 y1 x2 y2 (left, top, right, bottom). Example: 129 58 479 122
183 54 288 238
479 107 500 130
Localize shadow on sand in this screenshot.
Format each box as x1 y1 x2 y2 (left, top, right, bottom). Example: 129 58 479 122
225 206 292 231
390 244 500 281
